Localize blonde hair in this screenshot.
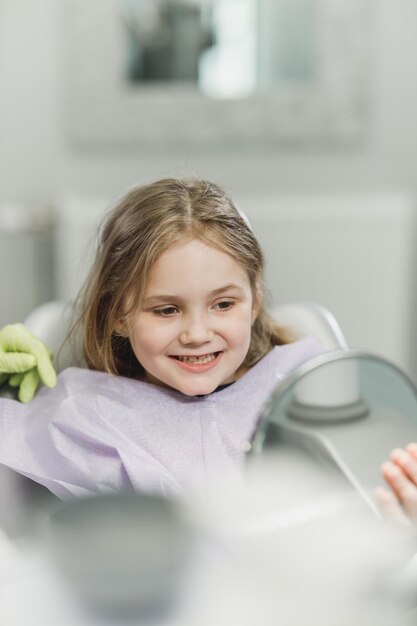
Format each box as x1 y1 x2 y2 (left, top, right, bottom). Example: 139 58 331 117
76 178 293 379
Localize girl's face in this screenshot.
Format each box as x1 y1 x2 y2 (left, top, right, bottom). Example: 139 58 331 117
124 238 259 396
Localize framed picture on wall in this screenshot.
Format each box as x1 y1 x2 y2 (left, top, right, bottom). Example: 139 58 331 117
65 0 371 149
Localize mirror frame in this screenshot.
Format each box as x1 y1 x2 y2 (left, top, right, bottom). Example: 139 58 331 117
65 0 371 149
248 349 417 455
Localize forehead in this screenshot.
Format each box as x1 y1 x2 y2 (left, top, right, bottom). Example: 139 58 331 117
146 238 250 292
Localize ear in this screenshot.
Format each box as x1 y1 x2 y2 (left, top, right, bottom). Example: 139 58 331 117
114 317 129 337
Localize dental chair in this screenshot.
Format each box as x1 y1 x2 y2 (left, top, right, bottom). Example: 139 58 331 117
22 299 348 370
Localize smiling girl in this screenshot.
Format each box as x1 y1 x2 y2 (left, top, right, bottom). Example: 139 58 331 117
0 178 325 499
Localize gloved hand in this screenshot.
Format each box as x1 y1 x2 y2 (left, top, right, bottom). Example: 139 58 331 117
0 324 57 403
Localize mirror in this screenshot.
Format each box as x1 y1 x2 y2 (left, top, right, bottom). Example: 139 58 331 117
248 351 417 514
121 0 314 100
67 0 369 147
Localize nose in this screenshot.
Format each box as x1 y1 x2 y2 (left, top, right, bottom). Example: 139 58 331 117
179 311 214 346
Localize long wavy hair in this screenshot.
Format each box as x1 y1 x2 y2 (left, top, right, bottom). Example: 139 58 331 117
74 178 293 379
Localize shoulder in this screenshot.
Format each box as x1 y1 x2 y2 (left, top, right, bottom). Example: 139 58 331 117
221 337 326 397
255 336 327 379
39 367 185 410
46 367 120 395
273 335 326 361
35 367 147 404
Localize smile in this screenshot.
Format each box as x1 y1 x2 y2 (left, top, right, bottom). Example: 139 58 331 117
174 352 220 364
169 351 222 373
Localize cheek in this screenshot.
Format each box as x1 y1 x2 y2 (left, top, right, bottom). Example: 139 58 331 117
225 308 253 345
129 318 174 358
131 335 157 361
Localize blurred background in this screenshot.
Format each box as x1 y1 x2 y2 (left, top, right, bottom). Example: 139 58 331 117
1 0 417 380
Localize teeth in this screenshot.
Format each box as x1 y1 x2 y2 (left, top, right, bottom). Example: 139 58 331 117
177 353 217 364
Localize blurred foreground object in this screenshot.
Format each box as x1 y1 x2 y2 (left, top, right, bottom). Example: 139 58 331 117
43 492 192 621
189 455 415 626
0 474 416 624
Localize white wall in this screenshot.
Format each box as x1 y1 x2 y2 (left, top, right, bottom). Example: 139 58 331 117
0 0 417 201
246 193 417 377
0 0 61 204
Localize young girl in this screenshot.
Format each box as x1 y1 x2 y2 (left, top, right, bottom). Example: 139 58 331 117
0 178 326 500
0 178 416 518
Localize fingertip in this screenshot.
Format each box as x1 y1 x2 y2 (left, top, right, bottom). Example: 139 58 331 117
37 357 57 388
389 448 403 462
8 372 24 388
375 487 399 510
381 461 394 476
41 364 57 388
44 371 57 388
18 387 34 403
406 442 417 457
375 486 390 500
18 369 39 403
381 462 403 488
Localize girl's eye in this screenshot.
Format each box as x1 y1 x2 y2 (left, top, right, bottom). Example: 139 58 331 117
154 306 178 317
214 301 234 311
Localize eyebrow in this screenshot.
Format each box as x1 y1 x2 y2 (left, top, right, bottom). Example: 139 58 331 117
143 284 245 304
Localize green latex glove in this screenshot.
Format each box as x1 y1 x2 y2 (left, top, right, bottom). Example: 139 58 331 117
0 323 57 403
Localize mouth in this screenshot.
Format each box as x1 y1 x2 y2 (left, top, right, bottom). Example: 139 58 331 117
169 351 222 372
171 351 221 364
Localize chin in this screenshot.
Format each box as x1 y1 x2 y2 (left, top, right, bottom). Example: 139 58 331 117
178 381 219 397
